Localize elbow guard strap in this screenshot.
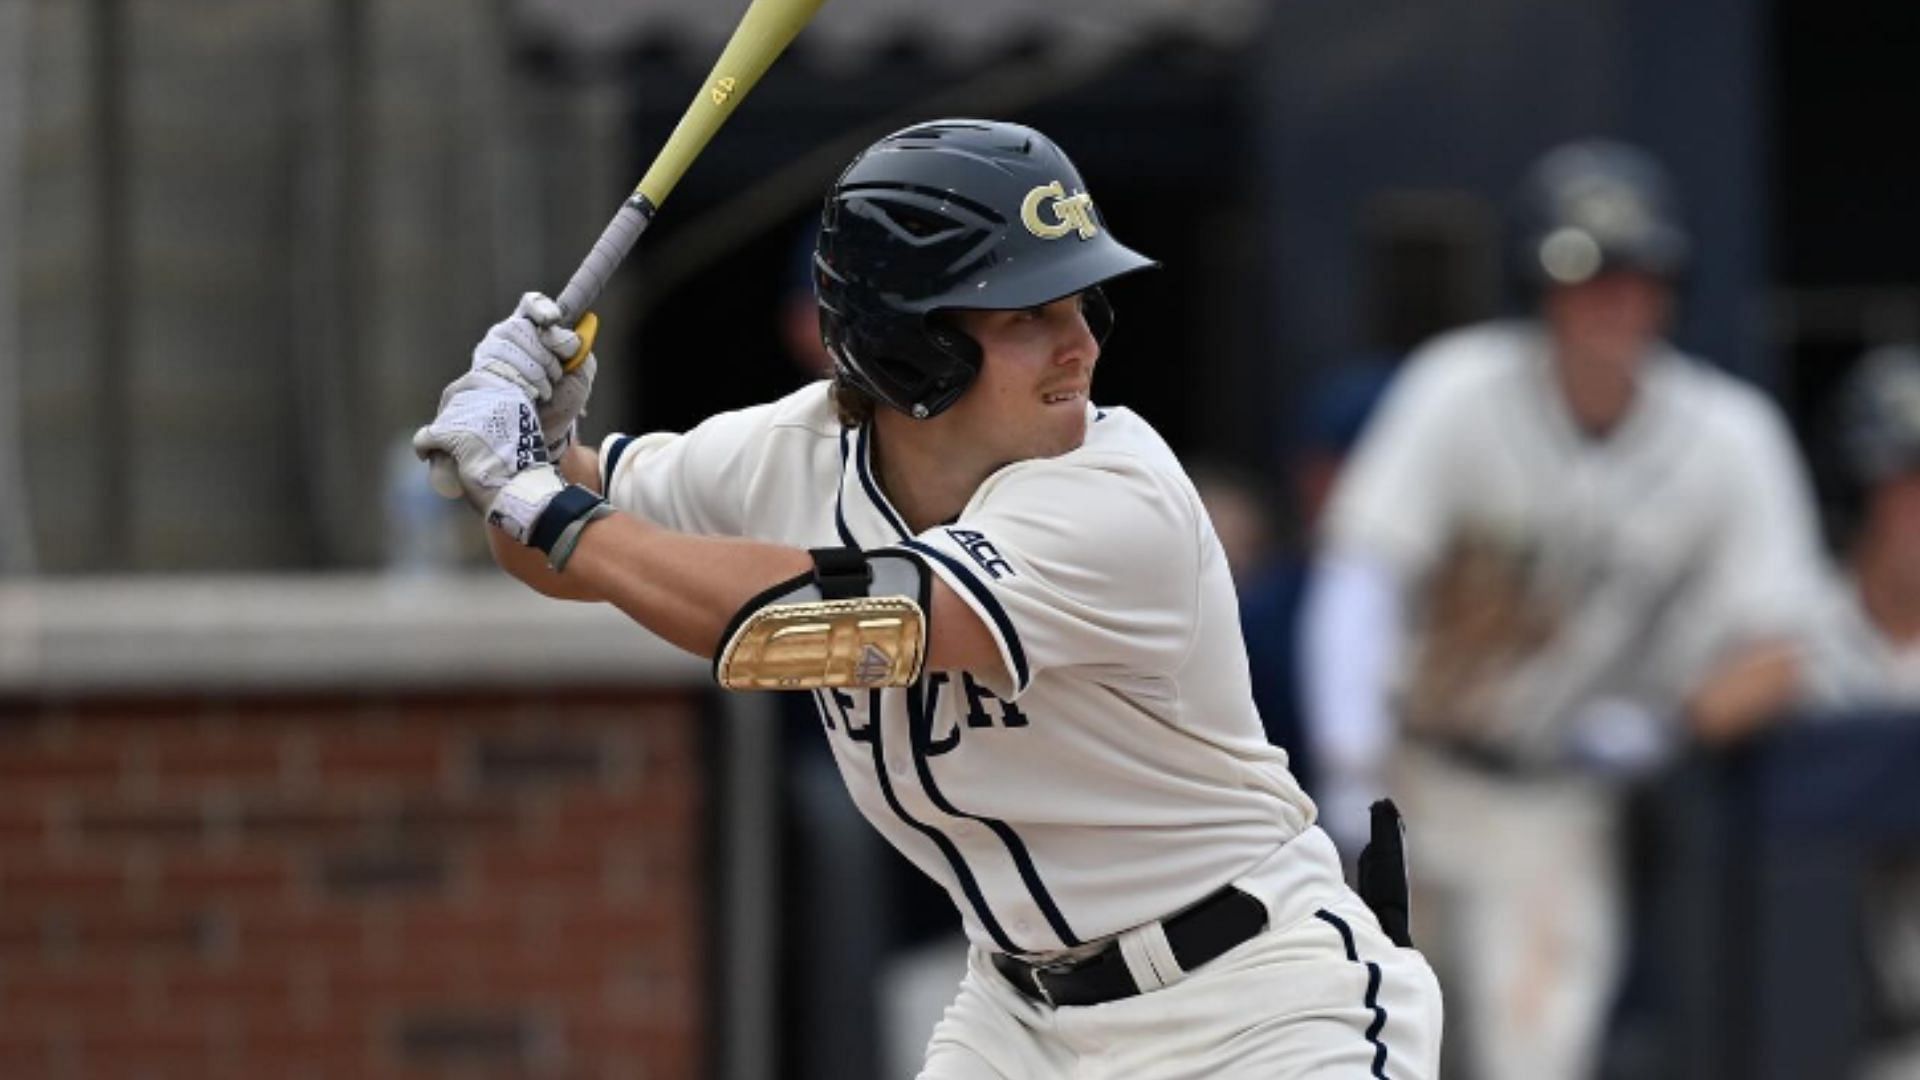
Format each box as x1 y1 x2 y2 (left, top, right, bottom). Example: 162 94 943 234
713 547 930 691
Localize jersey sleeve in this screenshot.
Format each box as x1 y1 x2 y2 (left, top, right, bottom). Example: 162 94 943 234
1652 392 1829 685
597 403 776 536
897 454 1203 700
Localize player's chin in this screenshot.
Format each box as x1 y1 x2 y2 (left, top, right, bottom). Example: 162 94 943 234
1034 411 1089 458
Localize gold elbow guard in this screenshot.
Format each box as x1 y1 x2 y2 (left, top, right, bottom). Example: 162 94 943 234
714 548 931 691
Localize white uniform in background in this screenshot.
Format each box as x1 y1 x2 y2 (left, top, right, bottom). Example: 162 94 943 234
1804 573 1920 709
602 380 1442 1079
1307 320 1825 1080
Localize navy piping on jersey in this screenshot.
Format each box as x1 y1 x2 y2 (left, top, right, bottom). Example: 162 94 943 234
855 424 915 539
904 681 1080 949
1315 909 1392 1079
899 539 1032 694
601 434 637 490
833 428 858 548
811 689 1020 953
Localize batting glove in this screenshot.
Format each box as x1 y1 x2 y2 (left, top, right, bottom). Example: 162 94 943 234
411 371 548 510
521 293 598 459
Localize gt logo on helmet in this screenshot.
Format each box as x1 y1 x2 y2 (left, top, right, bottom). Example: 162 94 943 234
1021 182 1099 241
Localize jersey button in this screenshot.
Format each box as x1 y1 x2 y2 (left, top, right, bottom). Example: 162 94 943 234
886 754 907 776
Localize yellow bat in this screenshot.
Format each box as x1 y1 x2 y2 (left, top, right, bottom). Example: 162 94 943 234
431 0 830 498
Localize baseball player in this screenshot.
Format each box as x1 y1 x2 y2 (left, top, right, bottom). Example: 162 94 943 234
1302 139 1827 1080
1804 345 1920 708
415 119 1441 1078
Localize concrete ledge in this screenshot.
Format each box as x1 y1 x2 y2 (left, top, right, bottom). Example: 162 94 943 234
0 573 708 694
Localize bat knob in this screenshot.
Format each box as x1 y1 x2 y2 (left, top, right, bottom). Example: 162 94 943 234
428 454 465 500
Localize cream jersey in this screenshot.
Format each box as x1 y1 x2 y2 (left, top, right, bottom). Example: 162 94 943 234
1323 320 1827 764
1803 571 1920 710
599 382 1316 956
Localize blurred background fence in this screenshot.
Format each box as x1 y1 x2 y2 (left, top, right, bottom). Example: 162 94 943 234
2 0 1919 1077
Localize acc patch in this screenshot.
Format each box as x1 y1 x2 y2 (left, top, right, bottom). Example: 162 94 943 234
946 528 1014 580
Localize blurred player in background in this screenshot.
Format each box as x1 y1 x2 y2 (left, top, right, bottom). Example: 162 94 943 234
1303 138 1827 1080
417 120 1442 1078
1804 345 1920 708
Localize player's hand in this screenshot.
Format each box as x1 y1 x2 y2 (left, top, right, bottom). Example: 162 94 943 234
412 371 547 510
1687 641 1801 746
517 292 598 459
469 293 572 405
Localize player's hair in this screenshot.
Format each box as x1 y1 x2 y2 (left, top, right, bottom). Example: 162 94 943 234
830 377 877 427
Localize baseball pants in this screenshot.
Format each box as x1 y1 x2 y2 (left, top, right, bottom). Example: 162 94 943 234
1395 743 1625 1080
916 894 1442 1079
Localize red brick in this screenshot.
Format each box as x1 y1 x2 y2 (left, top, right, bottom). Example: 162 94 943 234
230 910 366 963
549 906 675 955
0 853 131 906
62 908 214 958
75 802 209 848
160 967 297 1016
236 1019 375 1073
477 844 606 892
0 1028 52 1075
235 800 368 845
0 964 139 1022
0 909 45 960
153 734 285 789
156 852 293 903
326 962 467 1005
0 798 52 847
393 906 523 958
387 797 518 841
316 734 446 786
564 1013 700 1069
72 1017 213 1069
0 739 124 794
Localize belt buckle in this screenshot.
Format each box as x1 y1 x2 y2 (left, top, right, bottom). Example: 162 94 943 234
1028 956 1079 1008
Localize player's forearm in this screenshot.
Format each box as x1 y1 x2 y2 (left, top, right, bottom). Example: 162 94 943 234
557 512 813 658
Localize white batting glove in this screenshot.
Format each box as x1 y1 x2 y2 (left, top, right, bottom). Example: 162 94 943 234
517 293 598 459
411 371 548 510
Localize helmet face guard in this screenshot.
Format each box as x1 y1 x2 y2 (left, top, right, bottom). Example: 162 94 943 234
1513 139 1691 290
815 120 1157 419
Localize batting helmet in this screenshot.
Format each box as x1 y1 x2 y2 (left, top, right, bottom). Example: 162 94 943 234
815 119 1158 419
1512 139 1691 289
1837 345 1920 486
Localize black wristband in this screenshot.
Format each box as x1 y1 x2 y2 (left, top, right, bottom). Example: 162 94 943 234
529 484 607 555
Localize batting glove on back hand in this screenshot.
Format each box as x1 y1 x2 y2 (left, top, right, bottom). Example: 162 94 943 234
517 293 598 459
412 371 548 510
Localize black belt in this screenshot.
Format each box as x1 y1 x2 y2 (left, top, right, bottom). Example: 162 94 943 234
991 885 1267 1008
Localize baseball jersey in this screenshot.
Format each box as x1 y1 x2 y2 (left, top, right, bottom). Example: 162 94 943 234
1323 320 1826 764
599 382 1318 955
1803 572 1920 709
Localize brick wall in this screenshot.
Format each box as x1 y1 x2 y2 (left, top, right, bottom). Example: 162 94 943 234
0 689 706 1079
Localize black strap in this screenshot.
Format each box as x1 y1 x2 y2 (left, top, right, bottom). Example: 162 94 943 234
1358 798 1414 948
810 546 871 601
529 485 607 555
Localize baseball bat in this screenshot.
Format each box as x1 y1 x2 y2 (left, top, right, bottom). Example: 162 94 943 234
430 0 830 498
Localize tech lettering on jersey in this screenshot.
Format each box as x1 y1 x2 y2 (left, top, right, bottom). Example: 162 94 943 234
824 673 1028 754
